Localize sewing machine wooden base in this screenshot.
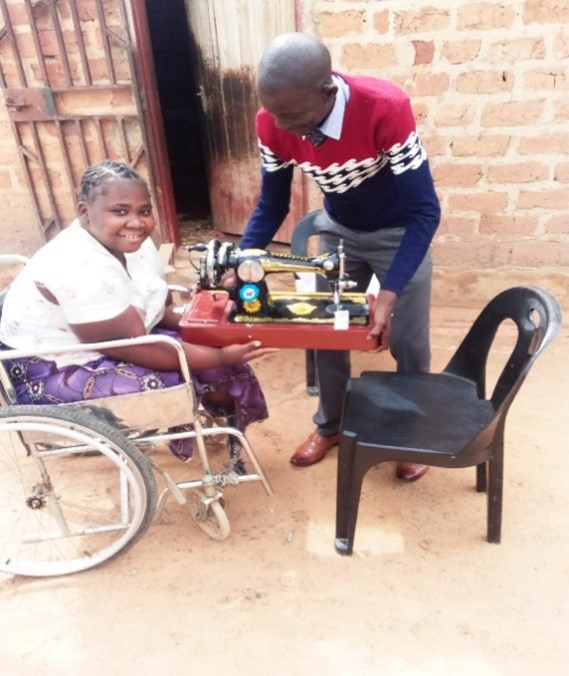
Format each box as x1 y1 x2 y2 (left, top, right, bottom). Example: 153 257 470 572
179 290 377 351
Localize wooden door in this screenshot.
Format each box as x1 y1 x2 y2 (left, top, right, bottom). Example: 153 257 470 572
184 0 306 243
0 0 176 243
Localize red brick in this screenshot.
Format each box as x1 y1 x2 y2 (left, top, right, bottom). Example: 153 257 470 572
38 29 61 57
441 40 481 64
487 162 549 184
411 72 449 96
434 104 476 127
5 1 33 25
0 170 12 190
9 33 38 59
479 214 539 236
523 1 569 24
457 3 515 30
518 134 569 155
412 101 429 125
373 10 389 34
341 43 397 70
553 31 569 58
317 11 366 38
544 215 569 235
413 40 435 65
449 191 509 213
421 135 447 157
554 101 569 124
439 214 478 237
88 58 113 83
0 63 22 87
517 187 569 210
555 163 569 183
456 70 513 94
489 37 546 61
432 238 504 267
481 100 545 126
433 163 482 188
508 240 569 266
395 8 451 34
524 69 569 91
451 135 511 157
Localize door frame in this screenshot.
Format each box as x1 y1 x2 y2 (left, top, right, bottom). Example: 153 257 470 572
129 1 179 247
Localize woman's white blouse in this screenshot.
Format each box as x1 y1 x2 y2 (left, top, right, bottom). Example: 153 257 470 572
0 220 169 366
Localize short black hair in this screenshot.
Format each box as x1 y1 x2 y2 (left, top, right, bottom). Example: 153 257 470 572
258 33 332 95
78 160 146 202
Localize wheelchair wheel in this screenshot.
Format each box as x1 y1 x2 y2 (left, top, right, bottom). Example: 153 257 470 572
189 492 230 541
0 405 157 577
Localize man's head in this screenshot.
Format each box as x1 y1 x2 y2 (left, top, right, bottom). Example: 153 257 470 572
257 33 337 136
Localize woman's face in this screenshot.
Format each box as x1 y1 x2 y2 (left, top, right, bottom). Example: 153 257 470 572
78 179 155 256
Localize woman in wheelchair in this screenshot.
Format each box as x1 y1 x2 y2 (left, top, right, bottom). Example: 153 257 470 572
0 160 271 460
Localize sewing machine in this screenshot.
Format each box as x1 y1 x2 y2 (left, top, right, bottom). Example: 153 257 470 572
178 238 377 350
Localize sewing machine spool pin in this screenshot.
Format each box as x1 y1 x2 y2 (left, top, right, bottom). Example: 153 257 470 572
325 239 367 317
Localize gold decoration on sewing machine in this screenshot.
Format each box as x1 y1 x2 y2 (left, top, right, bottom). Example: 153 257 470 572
287 301 318 316
243 299 262 313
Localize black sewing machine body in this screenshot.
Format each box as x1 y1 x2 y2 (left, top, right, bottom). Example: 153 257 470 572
181 238 376 350
188 238 369 325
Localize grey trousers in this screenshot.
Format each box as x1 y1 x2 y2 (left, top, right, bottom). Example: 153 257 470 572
312 210 433 436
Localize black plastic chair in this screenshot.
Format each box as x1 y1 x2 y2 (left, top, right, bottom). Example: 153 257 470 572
335 286 563 555
290 210 321 396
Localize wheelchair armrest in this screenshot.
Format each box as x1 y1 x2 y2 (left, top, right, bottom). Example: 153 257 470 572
0 254 29 266
0 334 192 385
168 284 192 296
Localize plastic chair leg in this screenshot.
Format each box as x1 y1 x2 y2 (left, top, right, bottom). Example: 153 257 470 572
305 349 319 396
476 463 487 492
335 434 368 555
487 453 503 543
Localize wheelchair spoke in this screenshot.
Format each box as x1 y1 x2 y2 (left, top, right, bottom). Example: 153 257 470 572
0 405 157 577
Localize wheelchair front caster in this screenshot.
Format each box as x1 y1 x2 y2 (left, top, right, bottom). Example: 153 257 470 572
189 492 230 541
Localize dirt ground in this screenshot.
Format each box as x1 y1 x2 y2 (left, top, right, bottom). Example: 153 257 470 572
1 238 568 676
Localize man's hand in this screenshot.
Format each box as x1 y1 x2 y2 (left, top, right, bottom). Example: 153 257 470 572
366 289 398 351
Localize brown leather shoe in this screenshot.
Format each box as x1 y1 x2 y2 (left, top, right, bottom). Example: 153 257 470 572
290 431 340 467
396 462 429 482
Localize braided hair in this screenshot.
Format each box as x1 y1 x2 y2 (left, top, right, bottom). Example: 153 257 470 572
78 160 147 203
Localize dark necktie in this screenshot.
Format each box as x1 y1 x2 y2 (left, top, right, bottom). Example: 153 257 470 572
305 128 327 147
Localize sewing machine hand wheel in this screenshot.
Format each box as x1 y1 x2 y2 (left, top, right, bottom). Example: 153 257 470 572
188 238 234 289
203 238 222 287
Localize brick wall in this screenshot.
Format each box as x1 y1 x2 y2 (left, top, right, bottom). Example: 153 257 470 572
1 0 568 275
310 0 569 270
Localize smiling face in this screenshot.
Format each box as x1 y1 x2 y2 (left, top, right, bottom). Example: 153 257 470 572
78 179 155 258
259 84 336 136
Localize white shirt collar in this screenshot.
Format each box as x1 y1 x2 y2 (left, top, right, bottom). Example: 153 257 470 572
318 74 350 140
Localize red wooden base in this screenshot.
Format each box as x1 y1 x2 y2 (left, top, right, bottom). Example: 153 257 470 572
179 291 377 351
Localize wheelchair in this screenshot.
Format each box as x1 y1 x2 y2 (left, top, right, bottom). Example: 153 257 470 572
0 255 272 578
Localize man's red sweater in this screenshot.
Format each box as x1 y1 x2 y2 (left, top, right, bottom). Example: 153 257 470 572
241 73 441 294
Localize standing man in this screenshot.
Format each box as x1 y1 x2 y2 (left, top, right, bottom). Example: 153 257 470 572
240 33 441 480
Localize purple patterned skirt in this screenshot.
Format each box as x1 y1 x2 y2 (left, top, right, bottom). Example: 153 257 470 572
0 330 268 460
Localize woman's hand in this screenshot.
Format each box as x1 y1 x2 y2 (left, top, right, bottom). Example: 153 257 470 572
220 341 278 364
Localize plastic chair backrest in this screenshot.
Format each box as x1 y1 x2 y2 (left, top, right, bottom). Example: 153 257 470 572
290 211 319 256
444 286 562 409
